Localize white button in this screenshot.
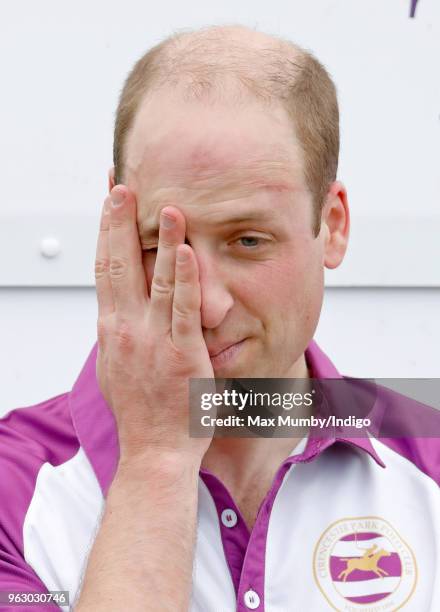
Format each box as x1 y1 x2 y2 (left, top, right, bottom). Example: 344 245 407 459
221 508 238 528
40 237 61 258
244 589 260 609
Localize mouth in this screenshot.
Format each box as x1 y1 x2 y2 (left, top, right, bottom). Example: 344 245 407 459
209 339 247 368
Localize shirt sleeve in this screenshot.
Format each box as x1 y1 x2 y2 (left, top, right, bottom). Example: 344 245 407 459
0 408 69 611
0 552 63 611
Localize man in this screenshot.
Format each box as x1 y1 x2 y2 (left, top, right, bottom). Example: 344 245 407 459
0 24 438 612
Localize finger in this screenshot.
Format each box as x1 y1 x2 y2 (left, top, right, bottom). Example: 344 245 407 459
171 244 203 350
149 206 186 333
108 185 149 316
95 196 114 318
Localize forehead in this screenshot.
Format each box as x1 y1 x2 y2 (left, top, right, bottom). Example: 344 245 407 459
125 90 303 179
123 92 306 228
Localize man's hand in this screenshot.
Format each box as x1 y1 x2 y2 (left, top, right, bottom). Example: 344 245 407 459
75 186 213 611
95 185 215 464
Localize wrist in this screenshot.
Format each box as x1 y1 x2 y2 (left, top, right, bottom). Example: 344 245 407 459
116 447 202 481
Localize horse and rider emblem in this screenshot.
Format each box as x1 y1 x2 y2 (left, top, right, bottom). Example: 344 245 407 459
337 543 391 581
313 516 417 610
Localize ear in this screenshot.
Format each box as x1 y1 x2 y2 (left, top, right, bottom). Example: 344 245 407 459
108 167 116 193
321 181 350 269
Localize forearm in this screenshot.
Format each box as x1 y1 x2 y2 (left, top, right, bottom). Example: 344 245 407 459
74 452 201 612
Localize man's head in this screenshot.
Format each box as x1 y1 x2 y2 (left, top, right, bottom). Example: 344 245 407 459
108 24 349 378
113 24 340 236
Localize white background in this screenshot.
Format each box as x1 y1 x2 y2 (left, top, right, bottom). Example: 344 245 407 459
1 0 439 414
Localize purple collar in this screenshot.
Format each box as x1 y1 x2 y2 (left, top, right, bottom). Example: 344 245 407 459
302 341 385 468
68 340 385 495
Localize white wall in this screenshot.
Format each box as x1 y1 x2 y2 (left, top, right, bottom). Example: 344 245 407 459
1 0 439 288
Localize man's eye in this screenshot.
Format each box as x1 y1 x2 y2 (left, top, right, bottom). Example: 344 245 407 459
236 236 262 248
143 238 264 252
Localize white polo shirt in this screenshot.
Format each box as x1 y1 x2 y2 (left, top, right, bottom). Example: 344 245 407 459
0 340 439 611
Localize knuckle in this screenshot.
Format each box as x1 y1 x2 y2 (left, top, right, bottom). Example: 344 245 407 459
159 237 175 250
151 274 174 295
99 214 110 230
173 315 193 337
175 288 200 312
167 345 195 376
175 273 192 287
115 320 136 352
109 255 129 280
95 257 110 280
168 344 188 367
97 318 109 346
109 217 125 229
173 302 193 319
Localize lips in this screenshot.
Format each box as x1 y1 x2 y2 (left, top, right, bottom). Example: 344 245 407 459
208 340 245 358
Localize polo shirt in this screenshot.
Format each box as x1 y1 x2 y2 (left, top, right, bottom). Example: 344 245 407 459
0 340 439 611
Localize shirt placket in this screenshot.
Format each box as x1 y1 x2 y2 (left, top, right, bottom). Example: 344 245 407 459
200 438 328 611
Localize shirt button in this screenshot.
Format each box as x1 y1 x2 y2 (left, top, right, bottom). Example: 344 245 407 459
221 508 238 528
244 589 260 609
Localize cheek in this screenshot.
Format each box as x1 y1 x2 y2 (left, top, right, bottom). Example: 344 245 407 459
239 261 295 307
236 249 324 332
241 254 321 307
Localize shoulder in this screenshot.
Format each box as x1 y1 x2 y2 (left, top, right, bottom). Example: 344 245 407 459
341 376 440 487
370 382 440 487
373 436 440 488
0 392 79 465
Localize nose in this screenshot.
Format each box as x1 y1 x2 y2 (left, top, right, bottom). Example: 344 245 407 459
196 250 234 330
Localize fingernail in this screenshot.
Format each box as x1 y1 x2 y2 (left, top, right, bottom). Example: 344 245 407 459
111 189 125 207
161 213 175 229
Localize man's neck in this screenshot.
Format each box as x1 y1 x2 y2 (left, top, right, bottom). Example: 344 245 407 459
201 352 311 490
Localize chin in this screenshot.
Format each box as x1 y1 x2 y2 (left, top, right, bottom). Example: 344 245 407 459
214 361 262 380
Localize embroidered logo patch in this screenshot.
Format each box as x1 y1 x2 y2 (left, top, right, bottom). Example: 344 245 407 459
313 516 417 611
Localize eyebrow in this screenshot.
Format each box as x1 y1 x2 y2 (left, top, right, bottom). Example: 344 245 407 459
138 209 277 241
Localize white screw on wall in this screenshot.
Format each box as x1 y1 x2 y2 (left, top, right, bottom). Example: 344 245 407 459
40 237 61 258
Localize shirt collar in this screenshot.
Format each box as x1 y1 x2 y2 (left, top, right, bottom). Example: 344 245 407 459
302 340 385 468
69 339 385 496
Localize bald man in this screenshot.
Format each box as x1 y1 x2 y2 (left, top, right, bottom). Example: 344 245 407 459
1 24 438 612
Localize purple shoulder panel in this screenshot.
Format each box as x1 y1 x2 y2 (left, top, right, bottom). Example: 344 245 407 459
359 381 440 486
